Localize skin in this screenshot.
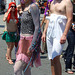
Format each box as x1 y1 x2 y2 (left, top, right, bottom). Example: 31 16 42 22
17 1 25 16
72 0 75 31
42 0 73 75
3 4 18 64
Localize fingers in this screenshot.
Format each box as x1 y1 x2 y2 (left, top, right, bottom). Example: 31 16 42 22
60 40 66 44
41 36 46 42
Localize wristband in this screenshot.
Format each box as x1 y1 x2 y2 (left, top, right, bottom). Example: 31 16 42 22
72 23 74 26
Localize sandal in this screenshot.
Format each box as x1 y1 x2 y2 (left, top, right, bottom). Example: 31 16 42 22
66 69 74 74
6 54 9 61
8 59 14 65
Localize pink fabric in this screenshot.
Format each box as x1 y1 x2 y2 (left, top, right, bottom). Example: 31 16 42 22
16 53 29 63
17 35 33 55
16 35 41 67
34 53 41 67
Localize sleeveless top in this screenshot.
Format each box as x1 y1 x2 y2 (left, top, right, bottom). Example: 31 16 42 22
20 10 34 34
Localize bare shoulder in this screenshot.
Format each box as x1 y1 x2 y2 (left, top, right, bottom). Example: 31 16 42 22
64 0 72 6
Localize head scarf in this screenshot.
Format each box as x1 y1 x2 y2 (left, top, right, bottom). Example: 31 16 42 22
7 2 18 23
44 0 53 16
20 0 36 4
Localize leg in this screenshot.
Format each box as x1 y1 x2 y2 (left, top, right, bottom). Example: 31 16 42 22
14 61 24 75
65 30 74 73
41 23 47 54
73 33 75 69
51 59 55 75
73 54 75 69
15 42 18 55
51 55 62 75
6 42 15 64
14 60 31 75
41 23 45 54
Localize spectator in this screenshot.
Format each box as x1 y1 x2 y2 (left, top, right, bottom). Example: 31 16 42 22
41 0 53 54
2 2 19 64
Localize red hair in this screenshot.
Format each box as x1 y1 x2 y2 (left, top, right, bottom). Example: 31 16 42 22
7 2 18 23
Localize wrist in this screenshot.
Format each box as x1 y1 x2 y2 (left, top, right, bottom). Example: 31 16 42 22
63 33 67 36
72 23 74 26
43 32 46 35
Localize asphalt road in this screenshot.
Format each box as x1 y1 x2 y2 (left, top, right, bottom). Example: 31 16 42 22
0 14 75 75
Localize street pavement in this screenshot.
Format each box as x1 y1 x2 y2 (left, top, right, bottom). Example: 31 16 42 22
0 14 75 75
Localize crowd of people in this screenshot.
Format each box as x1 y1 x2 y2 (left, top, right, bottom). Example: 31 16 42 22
1 0 75 75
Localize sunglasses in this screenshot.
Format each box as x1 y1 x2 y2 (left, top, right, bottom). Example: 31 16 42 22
11 6 16 8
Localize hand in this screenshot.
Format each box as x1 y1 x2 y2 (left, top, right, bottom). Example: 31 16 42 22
27 50 32 57
17 32 19 36
8 8 12 13
60 34 66 44
19 11 23 14
41 33 46 42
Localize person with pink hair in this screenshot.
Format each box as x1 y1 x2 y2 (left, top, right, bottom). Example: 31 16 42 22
14 0 42 75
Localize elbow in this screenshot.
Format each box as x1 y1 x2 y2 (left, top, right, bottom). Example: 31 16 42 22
35 26 39 31
3 18 6 22
67 18 73 24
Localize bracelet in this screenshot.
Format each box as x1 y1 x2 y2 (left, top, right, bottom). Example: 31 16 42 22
72 23 74 26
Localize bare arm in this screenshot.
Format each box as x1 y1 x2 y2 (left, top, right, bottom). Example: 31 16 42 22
40 15 46 27
42 20 49 42
63 0 73 36
60 0 73 44
3 8 11 22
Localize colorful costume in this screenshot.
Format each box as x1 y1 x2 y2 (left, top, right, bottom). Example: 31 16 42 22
16 3 42 68
2 2 19 42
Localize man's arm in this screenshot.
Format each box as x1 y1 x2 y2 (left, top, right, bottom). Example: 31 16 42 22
40 15 46 27
63 0 73 36
60 0 73 44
